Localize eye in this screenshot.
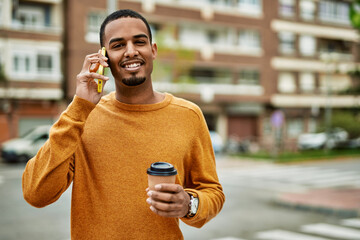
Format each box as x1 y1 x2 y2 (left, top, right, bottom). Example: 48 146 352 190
135 40 146 45
112 43 125 49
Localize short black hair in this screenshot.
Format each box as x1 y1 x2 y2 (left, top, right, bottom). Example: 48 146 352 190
99 9 152 47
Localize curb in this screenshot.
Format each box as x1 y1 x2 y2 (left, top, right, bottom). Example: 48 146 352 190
273 198 359 218
273 188 360 218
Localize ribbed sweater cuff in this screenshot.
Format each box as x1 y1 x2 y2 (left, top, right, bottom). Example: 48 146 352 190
65 95 96 122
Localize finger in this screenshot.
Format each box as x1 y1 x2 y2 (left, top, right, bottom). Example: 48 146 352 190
155 184 183 193
88 56 108 64
147 190 176 203
89 62 100 73
79 72 110 82
81 52 108 72
147 198 182 212
149 205 182 218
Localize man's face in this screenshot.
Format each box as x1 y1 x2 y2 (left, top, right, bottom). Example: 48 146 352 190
103 17 157 87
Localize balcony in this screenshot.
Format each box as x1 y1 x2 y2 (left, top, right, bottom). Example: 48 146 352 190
8 1 62 34
154 82 264 97
132 0 263 18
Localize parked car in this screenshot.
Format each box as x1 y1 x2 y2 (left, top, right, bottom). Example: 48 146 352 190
209 131 224 154
1 125 51 163
297 128 348 150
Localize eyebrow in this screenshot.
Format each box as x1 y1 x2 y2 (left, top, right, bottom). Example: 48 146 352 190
108 34 149 45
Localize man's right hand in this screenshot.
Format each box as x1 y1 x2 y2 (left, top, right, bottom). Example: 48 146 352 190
76 50 109 105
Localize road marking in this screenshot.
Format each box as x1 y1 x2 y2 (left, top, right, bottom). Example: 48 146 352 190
255 229 331 240
341 218 360 229
301 223 360 240
219 165 360 191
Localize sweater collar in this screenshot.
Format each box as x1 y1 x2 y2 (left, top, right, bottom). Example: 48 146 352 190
107 92 173 112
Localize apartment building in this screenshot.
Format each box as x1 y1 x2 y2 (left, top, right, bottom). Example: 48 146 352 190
2 0 357 150
65 0 358 150
65 0 270 147
0 0 64 142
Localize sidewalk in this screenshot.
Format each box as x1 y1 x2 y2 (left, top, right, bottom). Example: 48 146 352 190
275 188 360 217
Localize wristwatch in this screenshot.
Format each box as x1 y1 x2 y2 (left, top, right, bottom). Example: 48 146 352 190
186 192 199 218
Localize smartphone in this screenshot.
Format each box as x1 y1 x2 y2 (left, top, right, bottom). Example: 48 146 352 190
97 47 107 93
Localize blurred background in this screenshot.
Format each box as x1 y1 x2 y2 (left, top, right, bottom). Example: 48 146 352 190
1 0 360 157
0 0 360 239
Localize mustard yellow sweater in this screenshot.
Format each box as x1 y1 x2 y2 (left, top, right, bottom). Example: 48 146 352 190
22 92 225 240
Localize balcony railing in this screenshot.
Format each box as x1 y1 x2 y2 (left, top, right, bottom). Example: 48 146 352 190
10 21 62 34
154 82 264 96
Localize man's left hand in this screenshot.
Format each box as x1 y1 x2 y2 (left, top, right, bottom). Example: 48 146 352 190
146 184 190 218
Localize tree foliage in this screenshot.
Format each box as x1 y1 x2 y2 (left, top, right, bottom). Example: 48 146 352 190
331 110 360 138
350 0 360 30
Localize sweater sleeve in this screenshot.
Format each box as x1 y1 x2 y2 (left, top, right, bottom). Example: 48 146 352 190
181 107 225 228
22 96 95 208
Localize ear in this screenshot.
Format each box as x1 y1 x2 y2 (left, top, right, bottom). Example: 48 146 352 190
152 42 158 60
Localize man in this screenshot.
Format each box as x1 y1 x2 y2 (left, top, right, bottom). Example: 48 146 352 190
22 9 225 239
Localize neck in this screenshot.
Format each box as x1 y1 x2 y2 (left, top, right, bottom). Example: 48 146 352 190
115 80 164 104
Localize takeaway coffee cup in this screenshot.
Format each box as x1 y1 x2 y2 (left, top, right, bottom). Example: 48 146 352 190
147 162 177 190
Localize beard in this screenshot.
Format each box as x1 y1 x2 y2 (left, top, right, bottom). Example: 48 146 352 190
122 76 146 86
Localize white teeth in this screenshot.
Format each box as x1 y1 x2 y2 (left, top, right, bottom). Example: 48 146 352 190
125 63 140 68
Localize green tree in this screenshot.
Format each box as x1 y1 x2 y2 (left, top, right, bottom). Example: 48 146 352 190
350 0 360 30
318 110 360 138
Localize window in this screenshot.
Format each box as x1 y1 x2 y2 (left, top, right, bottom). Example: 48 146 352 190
299 35 316 56
15 5 46 28
279 0 295 18
300 0 315 21
278 72 296 93
189 67 232 84
299 72 315 93
12 49 60 80
278 32 295 55
88 11 106 34
239 29 260 49
86 11 107 43
37 54 53 73
308 118 317 133
287 119 304 137
319 1 350 25
13 54 32 74
238 0 262 14
207 30 220 44
238 69 260 85
262 117 272 136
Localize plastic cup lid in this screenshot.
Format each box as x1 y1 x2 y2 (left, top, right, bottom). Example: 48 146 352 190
147 162 177 176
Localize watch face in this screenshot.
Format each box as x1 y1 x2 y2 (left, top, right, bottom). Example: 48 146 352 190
191 197 199 214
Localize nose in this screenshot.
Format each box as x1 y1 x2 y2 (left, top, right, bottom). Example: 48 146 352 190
124 42 138 58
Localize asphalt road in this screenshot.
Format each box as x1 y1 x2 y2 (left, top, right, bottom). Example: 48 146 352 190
1 156 359 240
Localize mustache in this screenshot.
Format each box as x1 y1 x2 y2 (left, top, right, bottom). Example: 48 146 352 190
120 58 145 66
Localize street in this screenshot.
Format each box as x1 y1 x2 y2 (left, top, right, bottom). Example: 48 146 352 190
1 156 360 240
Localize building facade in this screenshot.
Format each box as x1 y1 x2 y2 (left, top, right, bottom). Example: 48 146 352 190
67 0 358 151
1 0 359 152
0 0 64 142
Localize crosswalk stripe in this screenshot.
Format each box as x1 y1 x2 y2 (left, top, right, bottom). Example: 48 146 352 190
341 219 360 229
219 165 360 191
255 229 331 240
301 223 360 240
219 177 309 193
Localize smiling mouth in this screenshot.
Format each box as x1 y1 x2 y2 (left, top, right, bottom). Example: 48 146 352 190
121 61 144 71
